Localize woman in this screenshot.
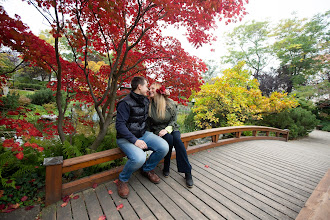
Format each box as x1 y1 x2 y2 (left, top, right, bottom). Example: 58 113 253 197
148 82 193 188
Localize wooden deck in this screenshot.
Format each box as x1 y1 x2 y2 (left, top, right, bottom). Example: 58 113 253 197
40 130 330 220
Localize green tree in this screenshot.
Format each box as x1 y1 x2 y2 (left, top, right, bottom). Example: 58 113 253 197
192 62 298 129
222 20 272 78
271 12 329 92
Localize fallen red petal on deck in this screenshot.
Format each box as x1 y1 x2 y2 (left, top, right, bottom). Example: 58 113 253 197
98 215 106 220
116 203 124 210
205 165 209 168
108 190 113 195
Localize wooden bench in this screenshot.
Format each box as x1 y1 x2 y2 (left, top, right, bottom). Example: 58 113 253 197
44 125 289 206
295 168 330 220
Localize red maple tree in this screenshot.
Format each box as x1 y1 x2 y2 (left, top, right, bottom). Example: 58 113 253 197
0 0 247 150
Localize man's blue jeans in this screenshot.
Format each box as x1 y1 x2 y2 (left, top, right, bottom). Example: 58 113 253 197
117 131 169 182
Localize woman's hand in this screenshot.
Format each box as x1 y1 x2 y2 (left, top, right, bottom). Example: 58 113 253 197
158 129 168 137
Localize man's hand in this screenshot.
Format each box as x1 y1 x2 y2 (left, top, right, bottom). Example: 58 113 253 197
135 139 148 150
159 129 168 137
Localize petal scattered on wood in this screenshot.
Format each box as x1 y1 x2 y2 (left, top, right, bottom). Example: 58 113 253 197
113 179 119 184
205 165 209 168
98 215 106 220
73 195 80 200
61 202 68 207
92 183 98 189
108 190 113 195
116 203 124 210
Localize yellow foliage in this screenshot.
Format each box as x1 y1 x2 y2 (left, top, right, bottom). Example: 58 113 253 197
192 62 298 129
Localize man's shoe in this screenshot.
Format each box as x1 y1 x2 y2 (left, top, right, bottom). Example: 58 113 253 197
163 170 170 178
141 169 160 184
116 179 129 198
185 173 194 188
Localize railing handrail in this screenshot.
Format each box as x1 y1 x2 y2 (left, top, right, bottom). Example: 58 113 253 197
44 125 289 206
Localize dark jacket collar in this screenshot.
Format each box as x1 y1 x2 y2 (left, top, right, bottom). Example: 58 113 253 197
130 91 146 104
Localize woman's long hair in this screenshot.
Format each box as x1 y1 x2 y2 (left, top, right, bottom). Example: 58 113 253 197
150 83 167 119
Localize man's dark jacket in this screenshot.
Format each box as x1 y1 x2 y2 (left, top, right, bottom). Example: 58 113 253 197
116 91 149 144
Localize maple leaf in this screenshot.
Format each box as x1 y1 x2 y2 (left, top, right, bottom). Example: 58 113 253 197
108 190 113 195
12 203 20 209
92 183 98 189
98 215 106 220
21 196 28 201
205 165 209 168
116 203 124 210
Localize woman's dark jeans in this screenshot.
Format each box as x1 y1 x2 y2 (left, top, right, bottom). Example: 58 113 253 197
162 131 192 173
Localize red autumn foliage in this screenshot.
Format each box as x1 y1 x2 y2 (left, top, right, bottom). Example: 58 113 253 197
0 0 247 150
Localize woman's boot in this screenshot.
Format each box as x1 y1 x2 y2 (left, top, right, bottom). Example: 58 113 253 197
185 173 194 188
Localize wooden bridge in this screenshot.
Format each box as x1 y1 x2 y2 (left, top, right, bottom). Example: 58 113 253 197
40 128 330 220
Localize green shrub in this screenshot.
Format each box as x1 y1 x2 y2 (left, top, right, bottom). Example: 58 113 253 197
259 107 319 139
178 110 198 133
16 83 44 90
28 89 55 105
0 92 20 111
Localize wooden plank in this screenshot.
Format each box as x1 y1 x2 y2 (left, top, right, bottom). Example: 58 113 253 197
195 150 303 210
224 145 320 188
233 141 328 176
153 170 208 220
62 165 124 196
167 166 239 219
70 192 88 220
126 181 157 220
128 174 174 219
296 169 330 220
105 181 139 220
188 155 298 219
134 172 190 219
62 148 125 173
200 146 309 202
40 203 56 220
229 142 326 179
219 146 318 191
173 158 288 219
83 188 104 219
155 167 224 219
211 148 313 197
56 200 72 220
94 183 122 220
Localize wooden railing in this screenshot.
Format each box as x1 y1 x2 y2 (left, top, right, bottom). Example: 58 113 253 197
44 125 289 206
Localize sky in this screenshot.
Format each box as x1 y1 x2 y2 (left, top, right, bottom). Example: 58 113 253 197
1 0 330 62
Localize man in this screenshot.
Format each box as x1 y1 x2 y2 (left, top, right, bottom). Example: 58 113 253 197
115 76 169 198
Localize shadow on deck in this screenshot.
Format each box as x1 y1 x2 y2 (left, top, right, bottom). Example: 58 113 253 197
41 130 330 220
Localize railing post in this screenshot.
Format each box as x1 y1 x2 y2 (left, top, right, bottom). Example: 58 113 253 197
211 134 219 143
266 131 270 136
235 132 241 138
44 156 63 206
183 141 189 150
283 129 290 142
252 130 257 136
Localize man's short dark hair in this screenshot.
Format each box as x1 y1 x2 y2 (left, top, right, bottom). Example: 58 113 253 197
131 76 147 91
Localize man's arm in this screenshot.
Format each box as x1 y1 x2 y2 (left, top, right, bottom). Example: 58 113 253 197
115 101 138 144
